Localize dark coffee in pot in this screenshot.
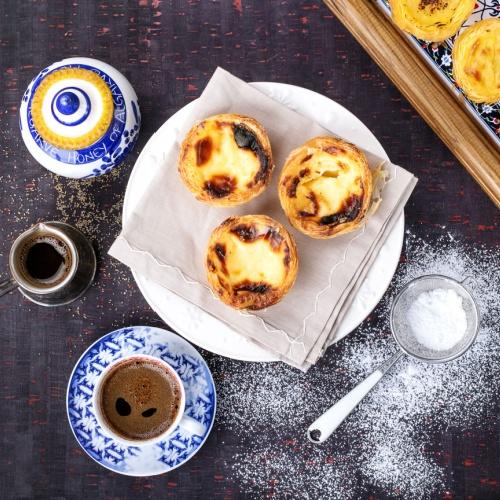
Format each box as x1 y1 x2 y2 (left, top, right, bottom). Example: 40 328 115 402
18 234 73 288
2 221 96 306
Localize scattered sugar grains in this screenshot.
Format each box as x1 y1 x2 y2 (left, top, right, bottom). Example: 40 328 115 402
212 232 499 499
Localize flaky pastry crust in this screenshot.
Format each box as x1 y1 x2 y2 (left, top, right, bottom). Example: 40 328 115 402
278 137 373 239
452 19 500 104
205 215 298 310
389 0 475 42
178 113 274 206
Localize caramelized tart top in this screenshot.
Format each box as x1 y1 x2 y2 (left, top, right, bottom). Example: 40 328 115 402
278 137 373 239
453 19 500 104
178 114 274 206
205 215 298 310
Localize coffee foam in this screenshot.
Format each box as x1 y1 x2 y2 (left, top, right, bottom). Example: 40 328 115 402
98 357 182 441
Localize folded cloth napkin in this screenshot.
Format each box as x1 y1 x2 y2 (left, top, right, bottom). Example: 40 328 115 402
110 67 417 371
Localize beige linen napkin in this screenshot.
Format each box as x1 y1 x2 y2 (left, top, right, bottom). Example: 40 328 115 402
110 67 417 371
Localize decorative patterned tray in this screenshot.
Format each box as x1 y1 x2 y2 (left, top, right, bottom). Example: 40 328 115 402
377 0 499 146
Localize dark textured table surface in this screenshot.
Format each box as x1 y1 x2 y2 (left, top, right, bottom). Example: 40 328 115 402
0 1 498 499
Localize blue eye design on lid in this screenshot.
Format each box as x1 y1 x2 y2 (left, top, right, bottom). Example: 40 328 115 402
19 57 141 179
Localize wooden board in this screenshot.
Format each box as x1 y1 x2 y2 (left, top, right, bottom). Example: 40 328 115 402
324 0 500 208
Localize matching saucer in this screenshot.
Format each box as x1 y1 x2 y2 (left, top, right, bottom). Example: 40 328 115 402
66 326 216 476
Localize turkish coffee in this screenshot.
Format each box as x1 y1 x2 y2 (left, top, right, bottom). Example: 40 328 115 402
98 357 182 441
17 234 73 289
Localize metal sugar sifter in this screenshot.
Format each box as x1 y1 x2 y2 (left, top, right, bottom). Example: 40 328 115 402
307 274 480 444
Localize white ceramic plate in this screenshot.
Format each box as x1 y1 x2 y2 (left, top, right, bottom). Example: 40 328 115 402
123 82 404 362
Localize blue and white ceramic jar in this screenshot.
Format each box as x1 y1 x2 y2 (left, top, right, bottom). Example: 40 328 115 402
20 57 141 179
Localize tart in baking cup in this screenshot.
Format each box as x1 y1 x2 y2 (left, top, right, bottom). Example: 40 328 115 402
19 57 141 179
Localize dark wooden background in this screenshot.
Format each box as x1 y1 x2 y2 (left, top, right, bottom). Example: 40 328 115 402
0 1 497 498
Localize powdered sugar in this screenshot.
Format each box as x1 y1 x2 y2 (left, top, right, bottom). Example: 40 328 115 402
408 288 467 351
211 231 499 499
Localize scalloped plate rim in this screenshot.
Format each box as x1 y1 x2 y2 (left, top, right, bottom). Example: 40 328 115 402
123 82 405 362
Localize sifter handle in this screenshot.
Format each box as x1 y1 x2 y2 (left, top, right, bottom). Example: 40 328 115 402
307 351 403 444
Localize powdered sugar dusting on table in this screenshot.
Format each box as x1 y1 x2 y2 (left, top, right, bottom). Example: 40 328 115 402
210 231 499 499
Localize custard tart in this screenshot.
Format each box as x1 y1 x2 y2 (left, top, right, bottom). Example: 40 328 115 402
389 0 475 42
452 19 500 104
205 215 298 310
178 114 274 206
278 137 373 239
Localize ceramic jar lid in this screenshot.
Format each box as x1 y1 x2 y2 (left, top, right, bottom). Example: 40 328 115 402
19 57 141 179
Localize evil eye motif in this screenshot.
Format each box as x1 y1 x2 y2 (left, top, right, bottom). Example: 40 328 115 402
51 88 91 126
19 57 141 178
30 67 114 150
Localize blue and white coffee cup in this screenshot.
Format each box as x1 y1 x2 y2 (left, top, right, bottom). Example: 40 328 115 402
92 354 205 447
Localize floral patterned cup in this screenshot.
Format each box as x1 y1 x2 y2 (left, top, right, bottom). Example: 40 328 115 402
93 354 205 446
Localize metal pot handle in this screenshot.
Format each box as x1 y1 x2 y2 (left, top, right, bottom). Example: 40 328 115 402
0 278 18 299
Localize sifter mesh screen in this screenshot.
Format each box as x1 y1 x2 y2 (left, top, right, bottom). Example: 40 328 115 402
390 275 479 363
